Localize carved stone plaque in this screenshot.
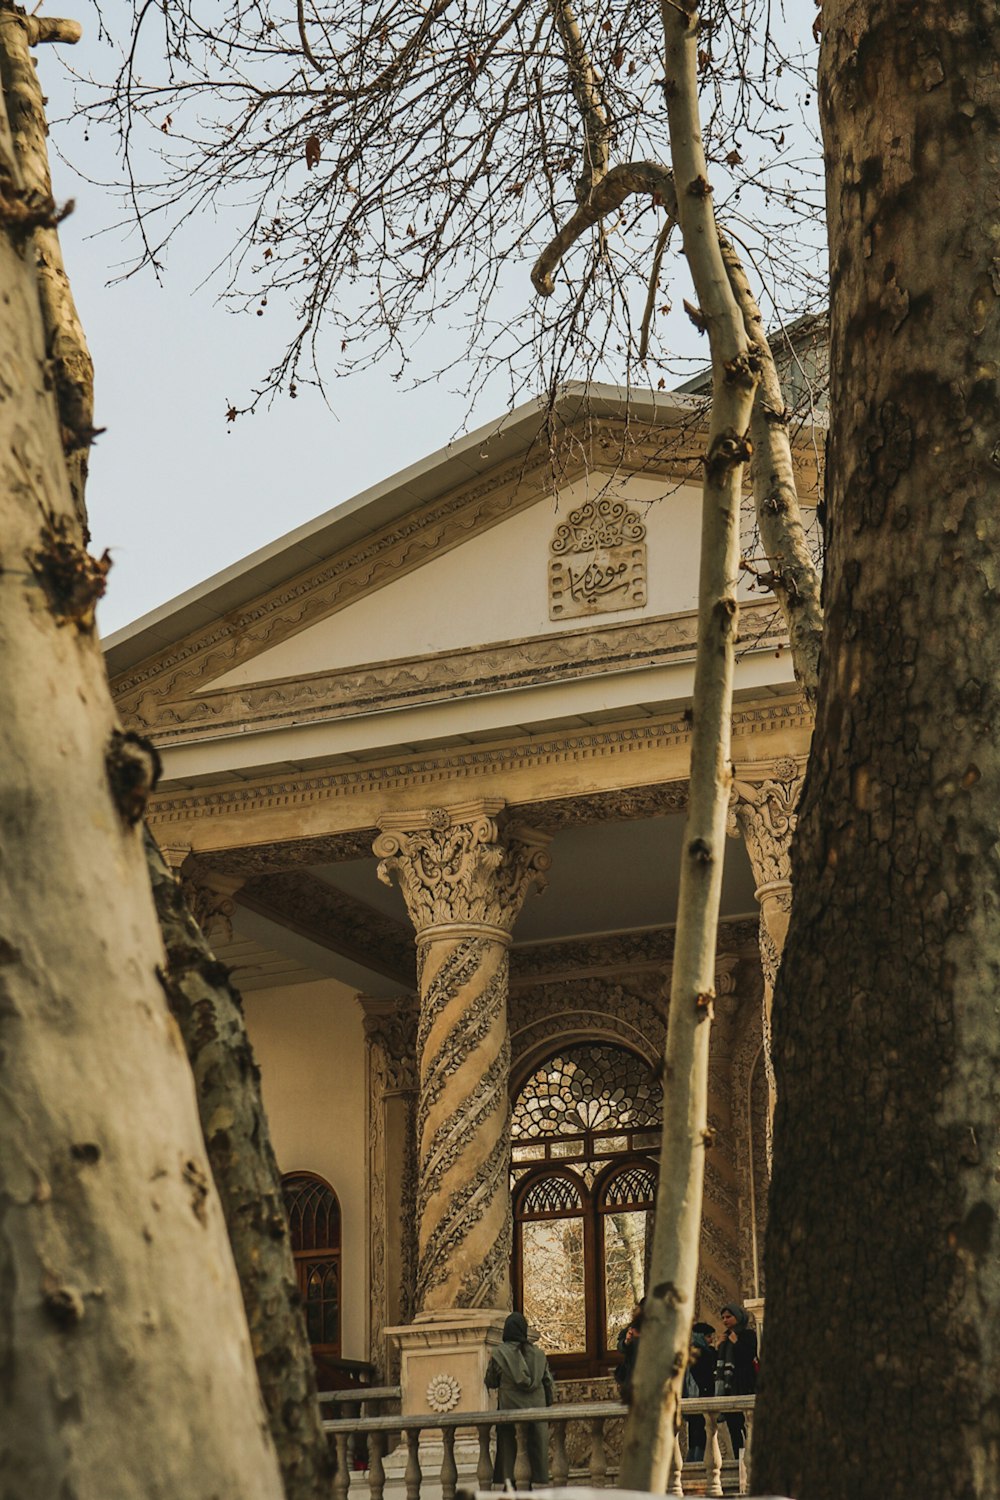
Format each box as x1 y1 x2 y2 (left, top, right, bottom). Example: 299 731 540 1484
549 498 647 619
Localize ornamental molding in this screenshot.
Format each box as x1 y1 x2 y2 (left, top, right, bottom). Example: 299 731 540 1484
549 497 647 620
116 600 787 743
727 755 807 892
374 801 551 938
109 416 711 721
144 699 813 840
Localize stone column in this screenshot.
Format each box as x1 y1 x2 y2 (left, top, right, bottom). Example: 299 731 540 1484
360 995 419 1382
729 756 805 1143
373 800 550 1415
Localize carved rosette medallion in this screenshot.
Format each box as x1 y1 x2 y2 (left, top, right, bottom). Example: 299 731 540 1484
374 802 551 1312
548 497 647 620
425 1373 462 1413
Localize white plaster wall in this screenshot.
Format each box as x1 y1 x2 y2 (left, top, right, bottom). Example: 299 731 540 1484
208 472 714 688
242 978 368 1362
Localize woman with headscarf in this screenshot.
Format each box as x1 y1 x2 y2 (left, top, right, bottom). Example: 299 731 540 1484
485 1312 555 1486
714 1303 758 1461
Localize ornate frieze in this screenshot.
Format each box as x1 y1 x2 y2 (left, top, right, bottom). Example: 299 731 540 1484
374 802 551 940
549 497 647 619
144 697 812 847
114 603 787 743
509 920 758 990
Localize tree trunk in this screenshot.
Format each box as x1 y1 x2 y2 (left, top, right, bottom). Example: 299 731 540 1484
0 55 284 1500
754 5 1000 1497
618 0 759 1488
147 833 335 1500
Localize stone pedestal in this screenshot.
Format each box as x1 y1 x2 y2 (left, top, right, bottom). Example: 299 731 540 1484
386 1308 507 1417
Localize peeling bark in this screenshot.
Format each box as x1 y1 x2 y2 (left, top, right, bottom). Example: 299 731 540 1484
618 1 759 1490
0 26 284 1496
147 833 335 1500
755 5 1000 1497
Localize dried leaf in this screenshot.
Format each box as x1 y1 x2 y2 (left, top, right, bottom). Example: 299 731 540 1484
305 134 321 169
612 47 625 70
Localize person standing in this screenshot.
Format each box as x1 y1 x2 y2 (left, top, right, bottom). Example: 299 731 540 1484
485 1312 555 1487
613 1300 644 1400
685 1329 717 1463
714 1303 758 1460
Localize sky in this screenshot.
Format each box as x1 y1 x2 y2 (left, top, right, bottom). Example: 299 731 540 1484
38 2 808 639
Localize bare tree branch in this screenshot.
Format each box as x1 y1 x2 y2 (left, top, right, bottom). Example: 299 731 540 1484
548 0 610 201
532 159 678 294
721 234 823 706
639 212 678 356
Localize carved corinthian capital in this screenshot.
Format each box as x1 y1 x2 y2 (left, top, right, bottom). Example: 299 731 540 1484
180 864 245 944
727 756 806 895
373 800 552 939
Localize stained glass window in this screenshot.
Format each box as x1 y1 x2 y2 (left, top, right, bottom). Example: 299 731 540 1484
282 1172 341 1361
511 1043 661 1377
511 1043 662 1140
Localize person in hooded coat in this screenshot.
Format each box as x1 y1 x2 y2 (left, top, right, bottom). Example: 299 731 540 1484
485 1312 555 1486
714 1303 757 1459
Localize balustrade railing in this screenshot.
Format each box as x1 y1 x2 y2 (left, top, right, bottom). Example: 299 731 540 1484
323 1393 755 1498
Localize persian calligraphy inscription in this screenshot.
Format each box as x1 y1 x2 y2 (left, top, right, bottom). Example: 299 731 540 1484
548 498 647 619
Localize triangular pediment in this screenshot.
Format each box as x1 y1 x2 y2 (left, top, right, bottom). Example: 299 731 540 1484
108 387 802 746
202 468 700 692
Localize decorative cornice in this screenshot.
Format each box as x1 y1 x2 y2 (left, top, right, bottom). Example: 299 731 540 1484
109 416 714 722
374 801 551 939
113 600 787 743
144 698 813 841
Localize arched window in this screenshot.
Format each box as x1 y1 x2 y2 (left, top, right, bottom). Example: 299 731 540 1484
282 1172 341 1372
511 1043 661 1378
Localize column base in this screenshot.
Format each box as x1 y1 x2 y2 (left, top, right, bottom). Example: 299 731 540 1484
385 1308 508 1416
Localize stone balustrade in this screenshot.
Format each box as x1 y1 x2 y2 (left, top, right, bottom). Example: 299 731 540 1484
323 1394 755 1499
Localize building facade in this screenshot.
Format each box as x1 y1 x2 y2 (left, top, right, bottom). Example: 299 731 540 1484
106 383 815 1403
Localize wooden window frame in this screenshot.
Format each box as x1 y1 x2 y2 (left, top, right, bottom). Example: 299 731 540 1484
281 1170 342 1380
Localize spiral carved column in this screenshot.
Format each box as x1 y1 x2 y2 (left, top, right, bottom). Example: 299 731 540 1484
374 800 551 1314
728 757 805 1156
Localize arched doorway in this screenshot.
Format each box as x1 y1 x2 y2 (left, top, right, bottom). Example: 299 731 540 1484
511 1042 661 1378
281 1171 342 1386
